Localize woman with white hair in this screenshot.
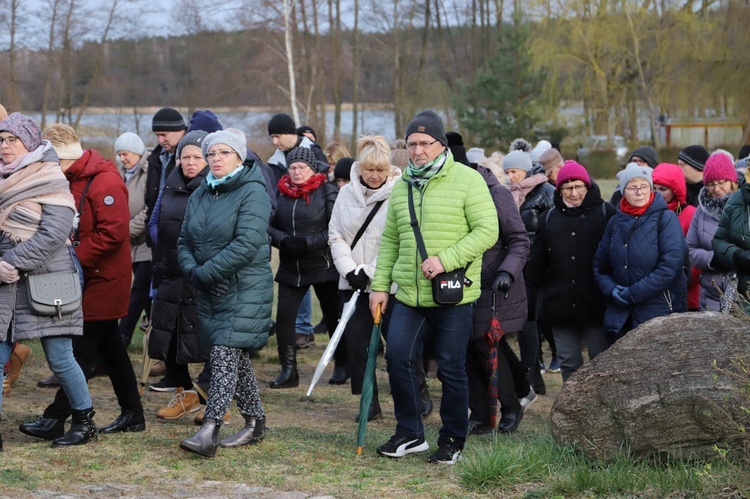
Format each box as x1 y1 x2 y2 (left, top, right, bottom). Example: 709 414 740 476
328 135 401 421
177 130 273 457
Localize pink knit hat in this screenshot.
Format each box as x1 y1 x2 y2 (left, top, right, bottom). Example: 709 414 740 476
703 153 739 185
555 160 591 189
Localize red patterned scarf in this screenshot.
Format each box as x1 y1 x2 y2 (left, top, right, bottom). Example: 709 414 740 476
278 173 328 204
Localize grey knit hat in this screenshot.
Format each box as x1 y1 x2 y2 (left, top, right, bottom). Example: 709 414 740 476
114 132 145 156
405 110 447 146
202 130 247 163
503 150 533 172
177 130 208 159
617 162 653 194
286 146 319 172
0 112 42 152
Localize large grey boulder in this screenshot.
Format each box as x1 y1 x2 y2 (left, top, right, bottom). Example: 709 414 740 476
550 312 750 460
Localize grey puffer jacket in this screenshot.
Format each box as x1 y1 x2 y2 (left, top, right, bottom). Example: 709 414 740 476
687 187 733 311
0 145 83 341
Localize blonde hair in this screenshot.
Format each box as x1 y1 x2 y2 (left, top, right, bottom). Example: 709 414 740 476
357 135 391 169
42 123 80 147
0 103 7 121
324 141 351 166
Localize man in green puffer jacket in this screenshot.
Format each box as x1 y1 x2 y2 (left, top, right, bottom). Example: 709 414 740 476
369 110 498 464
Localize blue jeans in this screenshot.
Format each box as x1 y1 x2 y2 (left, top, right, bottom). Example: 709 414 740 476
41 336 93 411
385 300 473 448
0 340 13 414
295 289 314 336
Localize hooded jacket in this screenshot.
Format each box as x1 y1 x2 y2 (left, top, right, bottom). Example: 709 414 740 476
66 149 132 321
712 181 750 302
178 162 273 350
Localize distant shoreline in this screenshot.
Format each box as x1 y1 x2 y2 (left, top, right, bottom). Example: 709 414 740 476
33 103 394 115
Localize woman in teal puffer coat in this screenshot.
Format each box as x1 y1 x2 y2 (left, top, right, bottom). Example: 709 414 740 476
177 130 273 458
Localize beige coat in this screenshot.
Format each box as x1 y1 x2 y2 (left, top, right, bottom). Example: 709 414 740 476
119 156 150 263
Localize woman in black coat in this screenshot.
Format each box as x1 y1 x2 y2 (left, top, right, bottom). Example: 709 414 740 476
148 131 209 417
267 147 341 389
532 161 614 382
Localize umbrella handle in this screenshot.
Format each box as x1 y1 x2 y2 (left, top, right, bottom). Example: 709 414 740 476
373 304 382 325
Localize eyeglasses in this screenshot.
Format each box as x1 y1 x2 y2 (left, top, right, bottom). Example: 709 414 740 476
206 150 235 160
288 165 311 172
406 139 439 150
0 135 18 146
560 184 588 194
706 179 731 190
625 185 651 194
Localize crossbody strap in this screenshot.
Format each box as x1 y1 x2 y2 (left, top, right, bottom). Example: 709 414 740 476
72 177 95 245
350 200 385 251
407 184 471 272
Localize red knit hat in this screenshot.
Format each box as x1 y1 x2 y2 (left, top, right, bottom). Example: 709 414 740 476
652 163 687 204
703 153 739 185
555 160 591 189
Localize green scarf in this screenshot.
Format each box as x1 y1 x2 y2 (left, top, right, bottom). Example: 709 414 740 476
405 150 448 190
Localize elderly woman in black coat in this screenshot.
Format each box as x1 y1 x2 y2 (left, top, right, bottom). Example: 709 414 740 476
531 161 614 382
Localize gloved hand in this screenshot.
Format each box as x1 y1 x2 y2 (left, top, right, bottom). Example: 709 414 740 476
732 250 750 273
492 271 513 294
0 261 19 284
189 268 209 292
346 270 370 291
611 285 630 307
210 279 230 297
280 236 307 255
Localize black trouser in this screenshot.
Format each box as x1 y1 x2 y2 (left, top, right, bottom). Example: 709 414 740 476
500 337 531 398
276 281 344 364
44 320 143 419
339 290 393 395
118 262 153 343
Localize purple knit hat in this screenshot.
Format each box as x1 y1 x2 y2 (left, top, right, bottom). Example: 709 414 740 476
0 112 42 152
556 160 591 189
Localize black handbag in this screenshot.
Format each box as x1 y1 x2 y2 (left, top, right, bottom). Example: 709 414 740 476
407 184 471 306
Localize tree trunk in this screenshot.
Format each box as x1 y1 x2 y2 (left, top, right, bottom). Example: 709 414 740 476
284 0 299 124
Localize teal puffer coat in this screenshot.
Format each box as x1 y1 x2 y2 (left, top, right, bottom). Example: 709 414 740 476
178 163 273 350
371 154 499 307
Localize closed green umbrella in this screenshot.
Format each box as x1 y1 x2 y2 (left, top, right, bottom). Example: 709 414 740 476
356 304 382 455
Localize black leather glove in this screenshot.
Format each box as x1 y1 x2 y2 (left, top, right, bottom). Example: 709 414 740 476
280 236 307 255
732 250 750 273
346 270 370 291
492 271 513 294
189 269 209 292
209 279 230 297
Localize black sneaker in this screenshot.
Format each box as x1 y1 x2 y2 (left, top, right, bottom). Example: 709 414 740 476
149 377 178 392
429 441 462 464
376 435 429 458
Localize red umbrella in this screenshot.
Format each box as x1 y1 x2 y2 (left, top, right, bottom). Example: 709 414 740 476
483 292 504 428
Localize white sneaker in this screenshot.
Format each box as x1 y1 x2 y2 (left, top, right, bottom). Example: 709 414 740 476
520 386 537 413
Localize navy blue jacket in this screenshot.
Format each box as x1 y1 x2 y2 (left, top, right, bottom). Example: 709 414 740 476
593 193 688 334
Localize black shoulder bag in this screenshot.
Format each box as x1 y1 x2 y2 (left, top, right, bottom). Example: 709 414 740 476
407 184 471 306
349 200 385 251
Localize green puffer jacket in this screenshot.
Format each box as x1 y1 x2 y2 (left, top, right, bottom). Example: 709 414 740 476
712 182 750 299
371 155 499 307
178 163 273 350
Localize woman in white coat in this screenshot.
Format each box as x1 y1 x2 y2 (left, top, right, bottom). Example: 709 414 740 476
329 135 400 421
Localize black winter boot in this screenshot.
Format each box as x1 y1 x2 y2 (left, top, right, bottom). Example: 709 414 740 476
219 416 266 448
269 346 299 389
51 408 97 447
527 365 546 396
180 418 220 457
19 416 66 440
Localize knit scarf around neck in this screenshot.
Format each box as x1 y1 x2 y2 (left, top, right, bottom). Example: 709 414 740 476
406 150 447 190
619 192 655 217
278 173 328 204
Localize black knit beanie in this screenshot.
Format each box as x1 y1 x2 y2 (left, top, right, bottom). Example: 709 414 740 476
286 147 318 172
296 125 317 141
268 113 297 136
152 107 187 132
738 144 750 160
678 145 710 172
333 157 355 180
628 145 659 168
405 110 447 146
446 131 470 166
